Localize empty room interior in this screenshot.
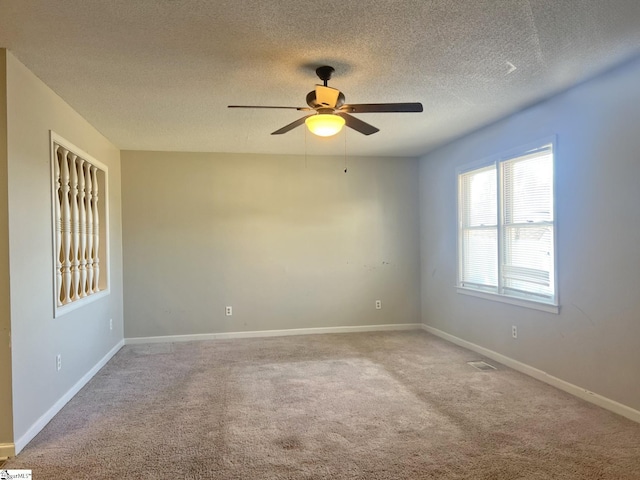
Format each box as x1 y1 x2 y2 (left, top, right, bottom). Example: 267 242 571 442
1 1 640 478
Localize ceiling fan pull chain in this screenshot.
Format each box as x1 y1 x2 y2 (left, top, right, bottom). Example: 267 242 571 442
344 128 348 173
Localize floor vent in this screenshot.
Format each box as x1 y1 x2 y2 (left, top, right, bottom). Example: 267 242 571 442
467 361 497 371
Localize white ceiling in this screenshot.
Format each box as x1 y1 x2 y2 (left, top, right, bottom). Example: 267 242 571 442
1 0 640 157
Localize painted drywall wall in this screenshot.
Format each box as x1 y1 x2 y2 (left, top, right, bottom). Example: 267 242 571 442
6 51 124 443
0 49 14 454
419 56 640 411
122 151 420 338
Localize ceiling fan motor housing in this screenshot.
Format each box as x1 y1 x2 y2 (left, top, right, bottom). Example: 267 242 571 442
306 90 346 110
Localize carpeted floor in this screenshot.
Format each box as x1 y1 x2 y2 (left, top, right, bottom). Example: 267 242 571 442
6 331 640 479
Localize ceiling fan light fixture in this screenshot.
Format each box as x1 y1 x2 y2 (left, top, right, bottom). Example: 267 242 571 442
305 114 345 137
230 65 422 136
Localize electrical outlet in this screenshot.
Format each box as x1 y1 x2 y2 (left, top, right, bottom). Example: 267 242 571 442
109 318 113 331
512 326 518 339
225 306 233 316
375 300 382 310
56 354 62 371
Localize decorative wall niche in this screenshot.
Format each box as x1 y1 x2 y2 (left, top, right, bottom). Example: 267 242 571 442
50 132 109 317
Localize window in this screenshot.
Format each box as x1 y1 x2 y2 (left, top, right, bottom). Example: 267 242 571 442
50 132 109 317
457 141 557 312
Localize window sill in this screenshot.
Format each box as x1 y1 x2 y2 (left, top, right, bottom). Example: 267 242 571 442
456 287 559 314
54 289 110 318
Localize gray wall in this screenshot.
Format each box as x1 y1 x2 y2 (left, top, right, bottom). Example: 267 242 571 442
6 52 124 443
122 151 421 338
0 49 14 452
419 56 640 411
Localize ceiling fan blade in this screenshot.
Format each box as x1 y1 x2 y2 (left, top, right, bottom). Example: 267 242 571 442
228 105 312 111
336 113 379 136
340 102 423 113
271 115 314 135
315 85 340 108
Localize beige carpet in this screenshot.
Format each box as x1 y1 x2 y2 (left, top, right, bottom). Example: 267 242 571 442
7 331 640 479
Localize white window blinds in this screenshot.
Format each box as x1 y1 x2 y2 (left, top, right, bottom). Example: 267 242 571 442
501 149 554 299
458 143 556 305
459 165 498 289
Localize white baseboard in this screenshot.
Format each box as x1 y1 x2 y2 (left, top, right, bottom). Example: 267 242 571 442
125 323 422 345
14 340 124 455
0 443 15 460
422 324 640 424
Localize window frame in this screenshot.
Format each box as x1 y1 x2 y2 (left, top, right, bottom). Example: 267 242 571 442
456 137 559 314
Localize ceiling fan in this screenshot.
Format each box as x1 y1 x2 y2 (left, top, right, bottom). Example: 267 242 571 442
228 66 423 137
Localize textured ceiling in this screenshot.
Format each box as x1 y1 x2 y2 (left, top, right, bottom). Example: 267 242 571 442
1 0 640 157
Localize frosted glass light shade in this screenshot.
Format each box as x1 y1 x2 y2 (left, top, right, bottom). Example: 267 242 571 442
305 114 345 137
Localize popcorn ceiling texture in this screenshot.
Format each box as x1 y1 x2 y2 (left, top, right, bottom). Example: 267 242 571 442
1 0 640 156
5 331 640 479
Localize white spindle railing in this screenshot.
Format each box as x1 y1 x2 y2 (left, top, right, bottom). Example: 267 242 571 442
69 153 80 301
77 158 87 298
91 166 100 292
53 145 63 306
85 163 94 296
59 148 72 305
53 141 103 306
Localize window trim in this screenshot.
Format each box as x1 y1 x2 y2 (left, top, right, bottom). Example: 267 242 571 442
456 137 559 314
50 131 111 318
